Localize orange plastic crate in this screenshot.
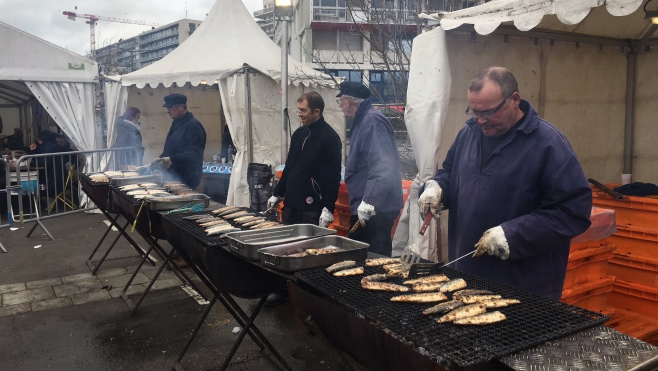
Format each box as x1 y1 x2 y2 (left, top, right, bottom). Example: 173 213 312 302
608 252 658 287
391 180 414 239
608 280 658 319
605 307 658 346
570 239 611 252
608 224 658 260
561 276 615 313
592 184 658 230
334 204 352 229
337 183 349 208
562 243 616 290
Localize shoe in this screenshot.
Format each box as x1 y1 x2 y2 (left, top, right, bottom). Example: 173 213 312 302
264 291 289 307
174 256 189 269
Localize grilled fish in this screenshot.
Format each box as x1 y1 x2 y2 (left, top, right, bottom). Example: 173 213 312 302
251 222 281 229
422 300 464 316
306 248 340 255
365 258 399 267
205 225 239 234
452 289 493 300
196 217 220 224
326 260 357 273
235 215 258 223
361 281 409 292
333 267 364 276
213 205 239 214
206 228 239 236
183 214 211 220
479 299 521 308
383 263 408 276
412 282 445 292
438 278 467 293
390 292 447 303
224 211 251 219
241 218 267 227
361 274 395 283
460 295 503 304
216 208 242 217
404 274 450 285
199 220 229 228
436 304 487 323
139 183 158 187
119 184 142 190
453 311 506 325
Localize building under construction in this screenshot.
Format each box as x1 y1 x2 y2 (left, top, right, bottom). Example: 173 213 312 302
94 19 202 73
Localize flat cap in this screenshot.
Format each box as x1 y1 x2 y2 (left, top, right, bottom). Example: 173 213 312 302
163 93 187 107
336 81 370 99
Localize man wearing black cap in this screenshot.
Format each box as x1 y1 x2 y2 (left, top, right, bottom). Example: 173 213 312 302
337 81 403 256
154 93 207 189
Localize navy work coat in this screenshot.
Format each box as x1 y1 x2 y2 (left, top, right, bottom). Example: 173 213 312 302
160 112 206 189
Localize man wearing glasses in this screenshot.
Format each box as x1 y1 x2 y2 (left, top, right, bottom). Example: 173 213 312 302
153 93 207 189
418 67 592 300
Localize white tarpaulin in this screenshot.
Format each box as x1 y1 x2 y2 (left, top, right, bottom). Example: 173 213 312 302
392 28 452 260
103 77 129 148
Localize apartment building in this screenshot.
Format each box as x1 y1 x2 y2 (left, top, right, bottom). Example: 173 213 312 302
94 19 202 73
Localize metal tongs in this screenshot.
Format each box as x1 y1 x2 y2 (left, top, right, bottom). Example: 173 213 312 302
127 163 153 175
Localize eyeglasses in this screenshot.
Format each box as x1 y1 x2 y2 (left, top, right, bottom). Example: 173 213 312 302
336 96 348 104
465 94 512 119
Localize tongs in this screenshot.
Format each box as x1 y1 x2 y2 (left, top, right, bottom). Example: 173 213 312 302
399 213 434 269
259 199 281 216
407 250 476 279
127 163 153 175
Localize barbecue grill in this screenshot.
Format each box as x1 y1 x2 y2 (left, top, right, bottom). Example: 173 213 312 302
295 263 609 368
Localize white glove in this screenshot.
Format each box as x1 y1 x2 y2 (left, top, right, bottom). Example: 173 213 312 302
357 201 376 227
473 226 509 260
153 157 172 170
267 196 280 211
418 180 443 220
319 207 333 228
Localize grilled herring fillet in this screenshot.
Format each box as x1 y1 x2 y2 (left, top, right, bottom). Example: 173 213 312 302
224 211 250 219
361 274 394 283
212 206 238 215
333 267 364 276
390 292 447 303
306 248 340 255
479 299 521 308
404 275 450 285
365 258 399 267
437 304 487 323
235 215 257 223
423 300 464 316
361 281 409 292
252 222 281 229
460 295 503 304
452 289 493 300
453 311 506 325
199 220 229 228
326 260 357 273
183 214 211 220
241 218 267 227
412 282 444 292
383 263 408 276
439 278 467 293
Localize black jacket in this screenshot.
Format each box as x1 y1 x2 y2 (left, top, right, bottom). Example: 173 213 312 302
160 112 207 189
273 116 342 212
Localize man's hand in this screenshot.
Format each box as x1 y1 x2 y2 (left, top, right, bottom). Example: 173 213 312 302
153 157 172 169
319 207 333 228
29 143 37 151
418 180 442 219
473 226 509 260
267 196 280 211
357 201 376 227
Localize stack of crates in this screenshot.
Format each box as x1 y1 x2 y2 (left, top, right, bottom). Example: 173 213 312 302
590 184 658 346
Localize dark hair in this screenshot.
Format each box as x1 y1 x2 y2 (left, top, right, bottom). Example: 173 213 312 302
297 92 324 115
38 130 56 143
123 107 141 120
468 67 519 98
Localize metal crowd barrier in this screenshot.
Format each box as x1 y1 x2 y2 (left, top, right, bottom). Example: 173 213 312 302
0 159 12 253
12 148 138 240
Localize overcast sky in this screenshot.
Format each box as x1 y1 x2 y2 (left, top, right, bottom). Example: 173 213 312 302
0 0 263 56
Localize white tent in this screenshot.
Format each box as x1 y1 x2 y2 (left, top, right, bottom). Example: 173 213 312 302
396 0 657 260
107 0 343 207
0 21 101 151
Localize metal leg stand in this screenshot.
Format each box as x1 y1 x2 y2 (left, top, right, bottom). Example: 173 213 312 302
0 242 6 253
127 245 176 313
218 296 270 371
86 213 120 269
120 241 157 312
304 315 356 371
172 295 218 371
25 218 54 241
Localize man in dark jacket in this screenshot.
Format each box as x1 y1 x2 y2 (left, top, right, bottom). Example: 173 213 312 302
418 67 592 300
113 107 144 166
338 81 403 257
154 94 207 189
268 91 342 227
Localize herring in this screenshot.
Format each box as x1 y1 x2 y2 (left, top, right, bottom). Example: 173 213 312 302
437 303 487 323
453 311 506 325
333 267 364 276
365 258 399 266
404 274 450 285
438 278 467 293
460 294 503 304
390 292 447 303
422 300 464 315
326 260 357 273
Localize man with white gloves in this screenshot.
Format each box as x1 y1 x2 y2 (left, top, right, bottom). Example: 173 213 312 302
418 67 592 300
338 81 403 256
270 92 342 227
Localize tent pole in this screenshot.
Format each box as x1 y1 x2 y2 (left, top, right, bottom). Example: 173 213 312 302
245 68 254 164
281 20 289 165
623 51 636 175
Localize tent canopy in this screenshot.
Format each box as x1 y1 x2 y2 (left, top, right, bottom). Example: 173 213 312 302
119 0 336 89
0 21 97 83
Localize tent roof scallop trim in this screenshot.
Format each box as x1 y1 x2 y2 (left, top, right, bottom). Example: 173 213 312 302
424 0 644 36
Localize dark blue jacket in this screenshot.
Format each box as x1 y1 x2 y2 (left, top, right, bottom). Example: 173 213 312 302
160 112 206 189
430 100 592 300
345 99 403 215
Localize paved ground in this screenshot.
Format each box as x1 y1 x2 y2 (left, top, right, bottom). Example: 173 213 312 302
0 212 368 371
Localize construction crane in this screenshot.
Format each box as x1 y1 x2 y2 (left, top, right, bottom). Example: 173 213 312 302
62 8 159 57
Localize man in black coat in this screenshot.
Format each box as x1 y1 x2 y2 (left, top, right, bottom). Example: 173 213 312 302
153 94 207 189
268 91 342 227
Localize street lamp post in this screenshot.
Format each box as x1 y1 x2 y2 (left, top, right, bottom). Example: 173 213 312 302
274 0 293 165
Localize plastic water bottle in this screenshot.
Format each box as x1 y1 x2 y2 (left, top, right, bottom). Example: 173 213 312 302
212 155 219 166
228 145 234 164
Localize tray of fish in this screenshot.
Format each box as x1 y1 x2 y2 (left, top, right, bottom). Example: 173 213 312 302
146 194 210 211
109 174 161 187
257 235 368 272
224 224 336 261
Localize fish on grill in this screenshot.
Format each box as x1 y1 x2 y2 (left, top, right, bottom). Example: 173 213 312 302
439 278 467 293
196 217 220 224
224 211 251 219
460 295 503 304
361 281 410 292
305 248 340 255
479 299 521 308
361 274 395 283
119 184 142 190
390 292 447 303
437 303 487 323
365 258 399 267
183 214 211 220
412 282 445 292
212 206 238 215
326 260 357 273
127 190 149 196
452 289 494 301
88 174 109 183
235 215 258 223
453 311 506 325
199 220 229 228
251 222 281 229
382 263 408 276
217 208 243 217
206 225 239 235
139 183 158 187
404 274 450 285
333 267 364 276
423 300 464 315
241 218 267 227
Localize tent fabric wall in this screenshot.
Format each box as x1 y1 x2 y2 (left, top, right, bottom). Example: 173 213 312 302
631 50 658 184
104 79 129 148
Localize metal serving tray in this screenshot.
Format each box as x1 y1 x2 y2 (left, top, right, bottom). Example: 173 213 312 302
258 235 368 272
109 174 160 187
146 194 210 211
225 224 336 261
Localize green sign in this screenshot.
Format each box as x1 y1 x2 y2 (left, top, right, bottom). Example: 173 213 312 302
68 63 85 70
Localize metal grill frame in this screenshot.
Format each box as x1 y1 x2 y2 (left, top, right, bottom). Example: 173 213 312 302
295 263 609 368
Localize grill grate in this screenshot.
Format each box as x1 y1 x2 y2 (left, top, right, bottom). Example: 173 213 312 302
295 264 608 368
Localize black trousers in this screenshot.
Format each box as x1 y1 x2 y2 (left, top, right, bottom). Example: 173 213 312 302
282 206 321 226
349 211 398 257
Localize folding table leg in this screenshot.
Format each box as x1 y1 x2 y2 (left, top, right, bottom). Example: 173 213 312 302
86 213 120 265
90 221 131 275
172 295 218 371
120 241 157 311
0 242 6 253
126 245 177 313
